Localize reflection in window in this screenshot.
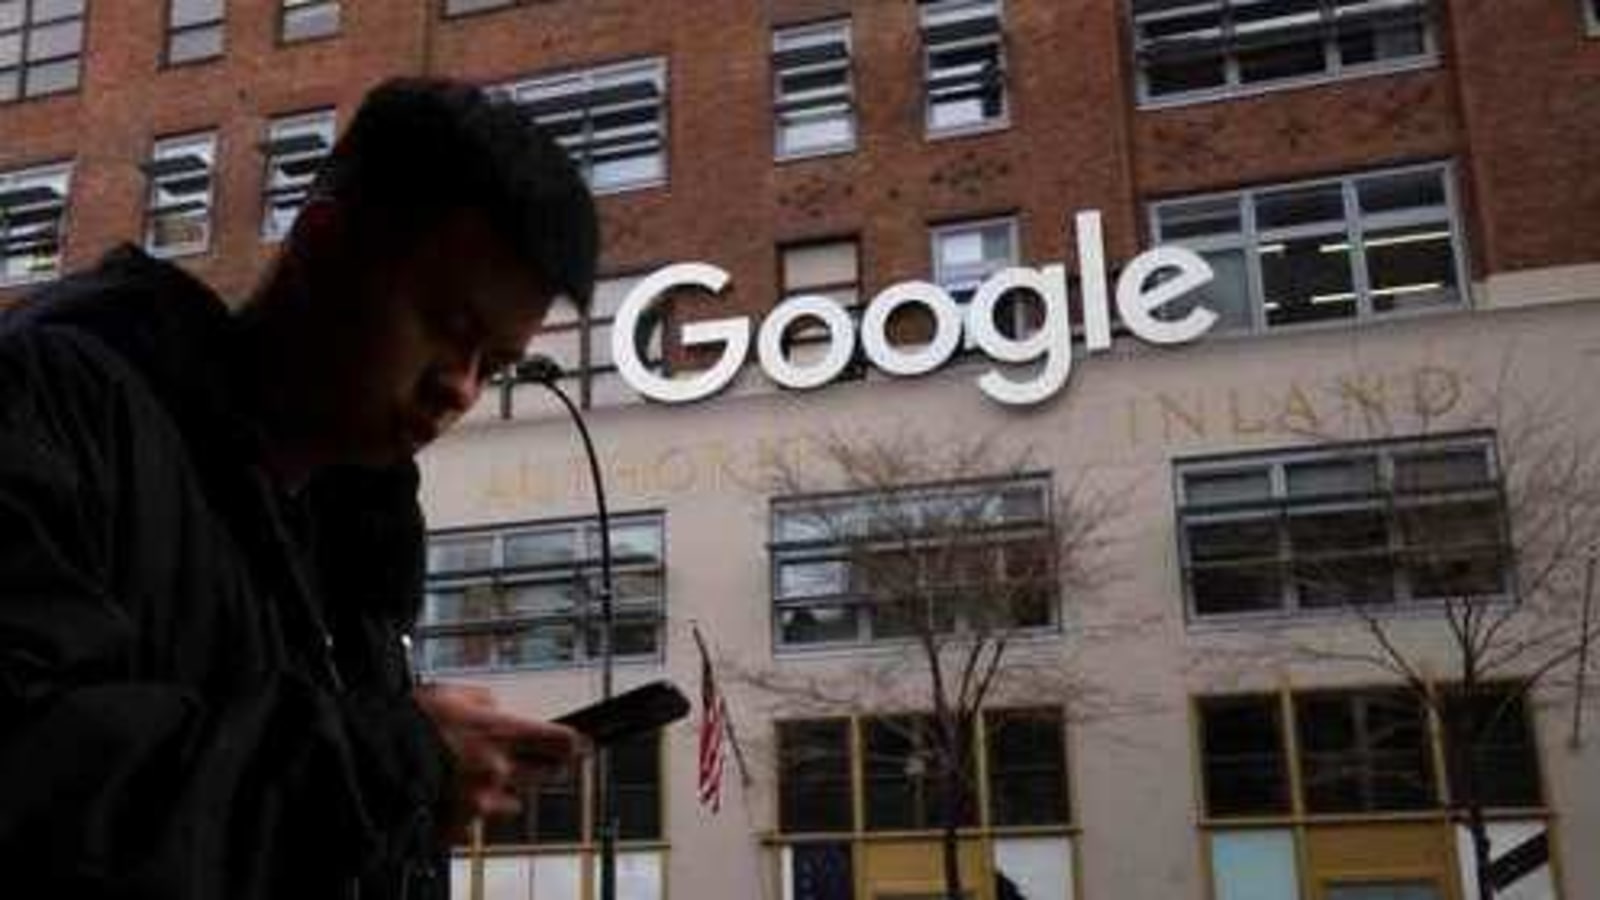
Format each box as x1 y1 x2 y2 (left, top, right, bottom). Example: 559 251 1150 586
0 159 70 285
1152 165 1464 335
418 514 665 673
1177 433 1506 618
0 0 85 102
144 131 216 256
773 19 855 158
919 0 1007 134
260 109 335 240
1132 0 1434 104
504 58 667 194
167 0 225 64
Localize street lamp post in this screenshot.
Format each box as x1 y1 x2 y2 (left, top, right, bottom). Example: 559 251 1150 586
507 356 618 900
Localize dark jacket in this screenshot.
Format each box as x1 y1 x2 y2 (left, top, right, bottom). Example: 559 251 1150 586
0 247 451 899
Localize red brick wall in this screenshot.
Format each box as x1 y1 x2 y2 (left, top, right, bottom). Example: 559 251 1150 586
2 0 1595 309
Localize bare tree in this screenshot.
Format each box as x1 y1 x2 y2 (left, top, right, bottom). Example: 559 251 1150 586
728 429 1124 900
1265 371 1600 900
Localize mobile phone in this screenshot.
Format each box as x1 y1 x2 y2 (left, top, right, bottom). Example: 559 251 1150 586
551 680 691 746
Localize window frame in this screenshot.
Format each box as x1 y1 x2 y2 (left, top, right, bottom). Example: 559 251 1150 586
164 0 225 66
481 729 664 848
919 0 1010 138
1175 431 1510 623
278 0 340 44
259 107 335 242
0 0 87 104
772 17 856 161
501 56 669 196
143 129 217 258
514 270 668 411
1149 162 1470 338
1130 0 1440 108
769 472 1057 652
0 158 71 287
417 511 668 675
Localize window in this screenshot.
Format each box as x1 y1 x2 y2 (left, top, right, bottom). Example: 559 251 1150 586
1297 690 1435 813
779 238 863 376
1588 0 1600 34
418 514 665 673
443 0 513 15
932 217 1017 303
985 708 1069 826
280 0 338 42
865 715 978 831
919 0 1007 134
1131 0 1435 104
1441 686 1542 809
1176 433 1507 619
143 131 216 256
0 160 70 286
0 0 85 102
1198 695 1289 817
485 730 662 845
521 274 665 410
1151 164 1465 335
779 720 854 833
166 0 223 64
505 58 667 194
773 19 854 158
260 109 334 241
1198 685 1544 819
770 474 1055 648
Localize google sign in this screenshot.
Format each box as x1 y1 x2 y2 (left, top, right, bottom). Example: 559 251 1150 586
611 212 1218 407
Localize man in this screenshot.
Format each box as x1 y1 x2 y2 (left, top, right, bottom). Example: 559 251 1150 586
0 78 596 898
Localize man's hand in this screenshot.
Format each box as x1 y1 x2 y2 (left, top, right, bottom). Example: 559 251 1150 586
414 683 584 842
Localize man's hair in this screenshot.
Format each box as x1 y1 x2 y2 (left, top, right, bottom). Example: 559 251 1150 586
311 77 599 307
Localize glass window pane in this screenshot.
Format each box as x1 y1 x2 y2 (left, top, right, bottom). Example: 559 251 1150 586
1366 225 1459 313
783 242 859 294
780 604 859 644
24 55 77 95
608 521 662 562
34 0 85 19
428 536 495 573
1146 53 1227 96
987 709 1068 825
505 528 578 567
1358 169 1446 215
168 25 223 63
527 327 582 373
0 32 20 67
1286 457 1378 497
1237 37 1328 83
1188 518 1279 562
1211 830 1301 900
1158 196 1243 239
1192 562 1285 615
1201 697 1289 816
779 720 854 832
283 1 339 41
1262 235 1357 327
1442 688 1542 809
25 19 81 60
1394 448 1490 491
0 1 22 32
1257 184 1346 230
1160 248 1252 332
1297 692 1435 813
779 560 848 598
1186 469 1273 507
171 0 223 28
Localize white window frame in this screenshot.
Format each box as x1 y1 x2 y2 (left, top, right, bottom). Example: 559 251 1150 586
166 0 224 65
503 57 668 196
1131 0 1439 108
515 272 665 412
773 18 856 160
770 474 1057 651
260 108 335 241
418 513 667 674
919 0 1009 137
1149 161 1469 336
0 159 70 287
0 0 86 103
1175 432 1510 623
280 0 339 43
144 130 217 258
932 215 1019 300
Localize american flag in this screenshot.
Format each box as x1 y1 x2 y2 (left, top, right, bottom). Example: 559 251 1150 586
696 634 729 812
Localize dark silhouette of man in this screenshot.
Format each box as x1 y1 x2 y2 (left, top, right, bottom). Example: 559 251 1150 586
0 78 596 899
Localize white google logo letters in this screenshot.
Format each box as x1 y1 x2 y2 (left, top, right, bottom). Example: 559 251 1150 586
611 211 1218 406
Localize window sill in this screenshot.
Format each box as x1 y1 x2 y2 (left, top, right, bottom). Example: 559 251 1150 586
590 177 668 198
161 52 225 70
1199 808 1549 829
763 824 1078 845
1136 56 1440 112
278 31 344 48
0 85 81 107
